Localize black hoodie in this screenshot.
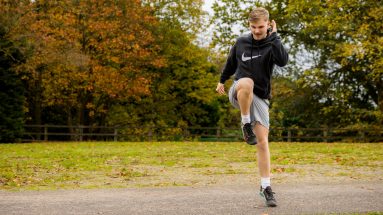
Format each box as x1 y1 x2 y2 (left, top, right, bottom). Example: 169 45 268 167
220 32 288 99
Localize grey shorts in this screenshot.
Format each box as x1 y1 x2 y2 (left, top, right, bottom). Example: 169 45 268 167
228 80 270 129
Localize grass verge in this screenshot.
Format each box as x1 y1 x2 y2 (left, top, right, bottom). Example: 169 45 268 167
0 141 382 191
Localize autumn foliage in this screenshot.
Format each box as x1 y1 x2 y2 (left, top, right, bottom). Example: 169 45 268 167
1 0 219 141
4 0 166 126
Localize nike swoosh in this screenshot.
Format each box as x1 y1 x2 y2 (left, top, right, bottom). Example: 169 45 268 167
242 53 261 61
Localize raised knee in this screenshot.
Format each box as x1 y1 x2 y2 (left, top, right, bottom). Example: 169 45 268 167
236 78 254 91
237 87 251 96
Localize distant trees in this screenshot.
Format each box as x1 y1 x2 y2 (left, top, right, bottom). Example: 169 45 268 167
16 0 166 128
1 0 381 142
0 25 25 142
1 0 219 141
106 0 219 129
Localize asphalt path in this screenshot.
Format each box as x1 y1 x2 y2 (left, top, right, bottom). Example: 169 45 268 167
1 181 382 215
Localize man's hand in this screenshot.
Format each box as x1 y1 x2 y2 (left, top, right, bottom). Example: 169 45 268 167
270 20 277 33
216 83 225 95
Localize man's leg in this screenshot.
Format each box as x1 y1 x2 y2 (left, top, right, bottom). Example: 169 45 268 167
235 78 257 144
235 78 253 116
254 123 270 178
254 123 277 207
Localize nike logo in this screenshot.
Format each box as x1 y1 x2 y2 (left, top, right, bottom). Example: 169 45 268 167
241 53 261 61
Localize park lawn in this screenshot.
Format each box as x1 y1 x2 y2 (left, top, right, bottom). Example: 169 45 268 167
0 141 382 191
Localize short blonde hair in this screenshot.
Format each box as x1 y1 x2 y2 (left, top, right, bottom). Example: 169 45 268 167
248 7 269 22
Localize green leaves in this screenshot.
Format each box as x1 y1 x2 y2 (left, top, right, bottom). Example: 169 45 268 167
0 24 25 143
211 0 382 128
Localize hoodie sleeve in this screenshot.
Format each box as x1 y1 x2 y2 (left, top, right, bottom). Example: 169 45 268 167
270 32 288 67
219 42 238 84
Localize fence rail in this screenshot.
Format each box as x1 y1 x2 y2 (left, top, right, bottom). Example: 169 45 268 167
21 125 383 143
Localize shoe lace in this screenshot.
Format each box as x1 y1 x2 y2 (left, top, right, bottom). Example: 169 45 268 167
264 187 275 200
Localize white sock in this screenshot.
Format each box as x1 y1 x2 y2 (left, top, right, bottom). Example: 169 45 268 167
241 114 251 124
261 177 271 189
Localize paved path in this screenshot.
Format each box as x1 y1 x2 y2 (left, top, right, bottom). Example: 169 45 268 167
1 182 382 215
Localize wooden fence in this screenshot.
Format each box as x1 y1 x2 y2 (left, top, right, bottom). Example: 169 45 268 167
21 125 383 142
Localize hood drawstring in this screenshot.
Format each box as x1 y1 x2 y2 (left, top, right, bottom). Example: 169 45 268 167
250 37 254 71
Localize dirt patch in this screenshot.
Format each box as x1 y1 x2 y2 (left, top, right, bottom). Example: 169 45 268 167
102 163 383 188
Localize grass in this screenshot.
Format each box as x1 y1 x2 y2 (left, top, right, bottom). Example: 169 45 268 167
0 141 382 191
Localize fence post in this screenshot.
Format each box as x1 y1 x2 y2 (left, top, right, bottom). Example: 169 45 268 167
323 129 328 143
287 128 291 142
184 128 189 140
359 130 365 142
148 127 152 142
79 125 83 141
36 125 41 141
44 124 48 141
216 127 221 141
114 128 118 142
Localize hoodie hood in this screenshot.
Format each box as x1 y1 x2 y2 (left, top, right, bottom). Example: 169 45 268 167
250 32 278 47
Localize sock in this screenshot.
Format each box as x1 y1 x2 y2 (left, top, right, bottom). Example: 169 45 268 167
261 177 271 189
241 114 251 124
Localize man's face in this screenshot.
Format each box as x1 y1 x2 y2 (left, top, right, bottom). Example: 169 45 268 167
249 19 269 40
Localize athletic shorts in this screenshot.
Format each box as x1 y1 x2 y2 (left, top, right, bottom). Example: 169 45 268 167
228 80 270 130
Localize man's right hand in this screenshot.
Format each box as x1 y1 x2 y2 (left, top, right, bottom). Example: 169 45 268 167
216 83 225 95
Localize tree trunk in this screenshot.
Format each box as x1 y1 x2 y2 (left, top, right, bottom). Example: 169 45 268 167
67 107 75 141
34 68 43 140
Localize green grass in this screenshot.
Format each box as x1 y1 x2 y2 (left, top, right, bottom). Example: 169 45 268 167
0 142 382 191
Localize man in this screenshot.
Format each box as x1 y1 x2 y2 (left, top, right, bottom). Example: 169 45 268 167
215 7 288 207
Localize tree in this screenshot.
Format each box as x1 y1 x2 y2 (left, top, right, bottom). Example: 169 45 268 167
106 0 221 139
286 0 383 127
9 0 165 132
0 25 25 142
144 0 206 38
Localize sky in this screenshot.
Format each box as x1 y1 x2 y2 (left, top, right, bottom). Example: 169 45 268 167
195 0 216 47
202 0 215 15
198 0 244 48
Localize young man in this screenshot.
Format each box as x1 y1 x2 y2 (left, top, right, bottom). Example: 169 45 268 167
215 7 288 207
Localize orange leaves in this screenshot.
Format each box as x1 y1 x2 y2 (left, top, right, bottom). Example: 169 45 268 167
11 0 166 105
126 34 136 42
4 0 216 127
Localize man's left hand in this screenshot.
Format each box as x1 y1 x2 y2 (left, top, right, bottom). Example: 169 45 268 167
271 20 277 33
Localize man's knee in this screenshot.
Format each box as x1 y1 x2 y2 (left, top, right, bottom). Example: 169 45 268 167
256 138 269 151
236 78 254 92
